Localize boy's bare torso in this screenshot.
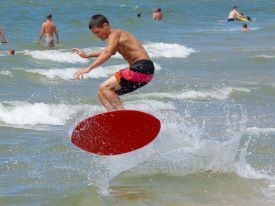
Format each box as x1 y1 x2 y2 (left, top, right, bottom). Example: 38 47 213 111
108 29 150 65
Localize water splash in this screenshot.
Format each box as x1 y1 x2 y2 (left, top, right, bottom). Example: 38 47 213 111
86 102 256 195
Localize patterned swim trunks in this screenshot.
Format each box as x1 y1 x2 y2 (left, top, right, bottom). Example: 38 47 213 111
115 59 155 95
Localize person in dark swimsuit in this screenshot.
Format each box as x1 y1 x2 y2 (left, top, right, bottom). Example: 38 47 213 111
73 14 155 111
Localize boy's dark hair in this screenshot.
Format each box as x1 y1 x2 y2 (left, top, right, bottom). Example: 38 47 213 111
243 23 248 28
233 5 237 9
89 14 109 29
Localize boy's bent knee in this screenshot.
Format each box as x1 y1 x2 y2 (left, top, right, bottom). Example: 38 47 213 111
98 83 108 92
98 83 115 95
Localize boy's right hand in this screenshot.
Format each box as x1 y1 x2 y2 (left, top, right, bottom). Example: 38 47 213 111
74 67 91 80
72 48 88 58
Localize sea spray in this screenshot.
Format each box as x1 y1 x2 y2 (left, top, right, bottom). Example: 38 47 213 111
87 103 252 195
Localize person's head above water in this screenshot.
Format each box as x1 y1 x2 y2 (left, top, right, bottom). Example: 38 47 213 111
8 49 15 55
152 8 163 20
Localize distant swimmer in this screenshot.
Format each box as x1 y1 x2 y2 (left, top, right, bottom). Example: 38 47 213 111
0 49 15 55
37 14 60 48
0 26 8 43
152 8 163 20
242 23 250 32
227 6 246 22
73 14 155 111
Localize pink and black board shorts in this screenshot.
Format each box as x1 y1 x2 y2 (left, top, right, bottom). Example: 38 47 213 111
115 59 155 95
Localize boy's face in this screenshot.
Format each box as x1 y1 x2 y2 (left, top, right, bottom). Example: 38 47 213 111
91 23 109 40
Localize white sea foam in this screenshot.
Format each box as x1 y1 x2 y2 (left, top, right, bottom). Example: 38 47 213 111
251 55 275 59
0 101 102 126
125 100 176 112
25 62 162 80
235 139 274 180
209 28 240 32
26 65 125 80
23 42 195 63
0 99 173 128
0 70 12 76
136 87 250 100
206 27 260 33
245 127 275 134
23 49 89 63
144 42 195 58
209 28 259 32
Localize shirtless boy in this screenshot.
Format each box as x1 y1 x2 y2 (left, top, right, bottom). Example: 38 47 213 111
37 14 59 48
227 6 245 22
73 14 155 111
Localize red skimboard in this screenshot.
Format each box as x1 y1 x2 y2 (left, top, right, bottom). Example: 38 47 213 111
71 110 161 155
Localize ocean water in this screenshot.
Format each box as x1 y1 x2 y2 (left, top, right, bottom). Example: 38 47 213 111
1 0 275 205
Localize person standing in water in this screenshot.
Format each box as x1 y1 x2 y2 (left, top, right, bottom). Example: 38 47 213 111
0 26 8 43
37 14 60 48
73 14 155 111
